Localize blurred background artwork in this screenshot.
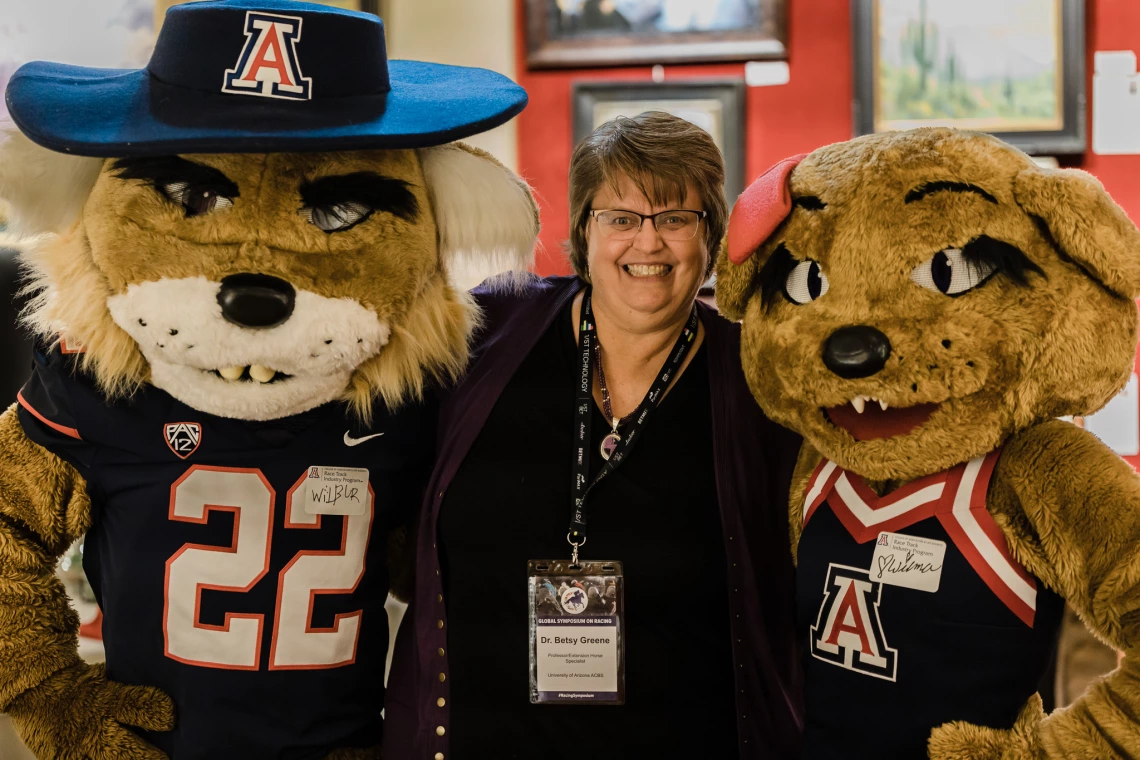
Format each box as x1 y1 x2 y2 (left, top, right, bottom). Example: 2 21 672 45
526 0 786 68
876 0 1062 132
572 80 745 202
852 0 1087 155
0 0 155 121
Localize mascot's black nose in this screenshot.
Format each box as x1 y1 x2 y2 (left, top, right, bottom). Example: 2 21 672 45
823 326 892 379
217 273 296 328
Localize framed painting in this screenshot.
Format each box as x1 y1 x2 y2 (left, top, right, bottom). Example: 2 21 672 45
527 0 786 69
852 0 1086 154
572 79 746 204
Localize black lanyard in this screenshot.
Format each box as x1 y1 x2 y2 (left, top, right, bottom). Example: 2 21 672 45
568 287 699 556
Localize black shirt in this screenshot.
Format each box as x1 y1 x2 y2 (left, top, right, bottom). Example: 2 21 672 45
439 302 739 759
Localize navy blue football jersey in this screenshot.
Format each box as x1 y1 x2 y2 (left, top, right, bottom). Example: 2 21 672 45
795 451 1064 760
16 344 435 760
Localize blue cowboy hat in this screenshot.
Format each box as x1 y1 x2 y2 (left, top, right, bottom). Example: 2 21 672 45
4 0 528 156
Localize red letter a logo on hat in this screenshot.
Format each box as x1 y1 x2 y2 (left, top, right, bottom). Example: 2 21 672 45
223 11 312 100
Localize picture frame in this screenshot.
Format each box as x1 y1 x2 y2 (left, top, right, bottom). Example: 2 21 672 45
852 0 1086 155
527 0 786 69
572 80 747 205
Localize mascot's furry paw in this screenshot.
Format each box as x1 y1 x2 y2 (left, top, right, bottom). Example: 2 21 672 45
6 662 174 760
928 694 1045 760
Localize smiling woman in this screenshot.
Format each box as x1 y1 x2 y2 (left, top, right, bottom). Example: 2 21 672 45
385 111 806 759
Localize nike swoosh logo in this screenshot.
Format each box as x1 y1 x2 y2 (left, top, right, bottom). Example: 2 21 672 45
344 431 385 446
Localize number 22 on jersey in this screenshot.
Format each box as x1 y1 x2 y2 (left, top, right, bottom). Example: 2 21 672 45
163 465 374 670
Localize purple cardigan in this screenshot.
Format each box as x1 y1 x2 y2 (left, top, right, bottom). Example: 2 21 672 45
384 276 804 758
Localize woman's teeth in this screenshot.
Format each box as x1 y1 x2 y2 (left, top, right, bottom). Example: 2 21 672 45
624 264 672 277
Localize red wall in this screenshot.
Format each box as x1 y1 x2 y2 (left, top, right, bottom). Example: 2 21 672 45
1080 0 1140 218
516 0 1140 468
1085 0 1140 471
517 0 1140 271
516 0 852 274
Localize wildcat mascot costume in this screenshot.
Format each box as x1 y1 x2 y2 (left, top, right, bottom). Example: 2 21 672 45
718 127 1140 759
0 1 538 757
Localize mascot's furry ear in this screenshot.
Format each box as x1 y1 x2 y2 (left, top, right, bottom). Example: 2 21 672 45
1014 166 1140 300
715 153 806 321
0 123 103 236
418 142 539 288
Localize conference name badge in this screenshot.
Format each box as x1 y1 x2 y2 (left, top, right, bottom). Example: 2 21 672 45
528 559 625 705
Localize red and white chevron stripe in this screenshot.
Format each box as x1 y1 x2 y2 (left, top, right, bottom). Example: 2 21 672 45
801 449 1036 627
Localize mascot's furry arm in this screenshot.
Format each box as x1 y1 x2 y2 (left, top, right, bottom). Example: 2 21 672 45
927 157 1140 760
0 131 174 759
928 420 1140 760
787 427 1140 760
0 407 174 759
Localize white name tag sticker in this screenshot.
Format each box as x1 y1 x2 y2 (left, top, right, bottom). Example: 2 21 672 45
303 466 369 516
870 531 946 593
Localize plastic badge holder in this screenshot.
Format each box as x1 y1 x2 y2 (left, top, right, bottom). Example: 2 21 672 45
528 559 625 705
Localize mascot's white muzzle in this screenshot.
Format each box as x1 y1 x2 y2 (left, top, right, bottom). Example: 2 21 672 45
107 275 390 420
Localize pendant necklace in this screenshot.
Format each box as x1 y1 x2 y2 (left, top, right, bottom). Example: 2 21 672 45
595 341 635 461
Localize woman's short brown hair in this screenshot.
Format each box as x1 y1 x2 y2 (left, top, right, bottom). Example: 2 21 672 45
567 110 727 281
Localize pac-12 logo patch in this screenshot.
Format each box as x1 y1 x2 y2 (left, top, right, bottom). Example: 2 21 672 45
810 563 897 681
222 11 312 100
164 422 202 460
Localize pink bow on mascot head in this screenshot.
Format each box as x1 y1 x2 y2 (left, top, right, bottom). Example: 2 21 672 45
726 153 807 264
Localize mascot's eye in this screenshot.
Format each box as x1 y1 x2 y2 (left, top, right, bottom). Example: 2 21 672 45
160 181 234 217
304 202 372 232
911 248 996 296
784 260 830 304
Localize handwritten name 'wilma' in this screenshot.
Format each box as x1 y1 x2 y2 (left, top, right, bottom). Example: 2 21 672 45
875 550 941 579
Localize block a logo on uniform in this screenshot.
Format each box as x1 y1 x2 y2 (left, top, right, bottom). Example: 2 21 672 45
165 422 202 460
810 563 898 681
222 11 312 100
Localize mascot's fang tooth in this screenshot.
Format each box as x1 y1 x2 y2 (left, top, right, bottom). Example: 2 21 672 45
249 364 276 383
851 396 866 414
219 366 244 381
878 398 888 411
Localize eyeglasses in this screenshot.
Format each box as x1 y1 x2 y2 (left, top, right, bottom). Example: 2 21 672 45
589 208 707 242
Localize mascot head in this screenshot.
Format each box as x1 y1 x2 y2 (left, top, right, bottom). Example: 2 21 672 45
717 128 1140 482
0 0 537 422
